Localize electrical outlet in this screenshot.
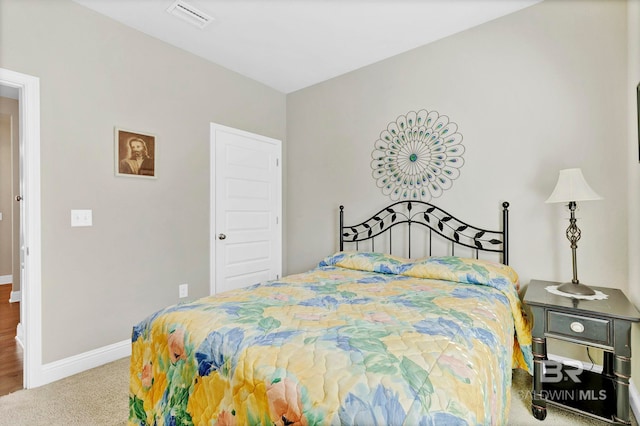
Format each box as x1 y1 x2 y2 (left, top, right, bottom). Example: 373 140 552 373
179 283 188 298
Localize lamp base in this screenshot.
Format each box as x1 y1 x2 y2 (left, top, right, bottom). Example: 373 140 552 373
557 281 595 296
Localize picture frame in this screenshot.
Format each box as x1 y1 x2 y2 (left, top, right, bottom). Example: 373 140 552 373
115 127 157 179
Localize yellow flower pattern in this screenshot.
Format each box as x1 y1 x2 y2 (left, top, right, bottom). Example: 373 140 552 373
129 252 532 425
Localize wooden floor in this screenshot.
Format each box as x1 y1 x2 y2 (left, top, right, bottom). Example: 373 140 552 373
0 284 22 396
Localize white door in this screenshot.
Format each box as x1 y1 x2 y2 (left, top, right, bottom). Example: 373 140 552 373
210 123 281 294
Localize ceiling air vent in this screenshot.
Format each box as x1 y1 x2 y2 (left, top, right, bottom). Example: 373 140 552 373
166 0 213 29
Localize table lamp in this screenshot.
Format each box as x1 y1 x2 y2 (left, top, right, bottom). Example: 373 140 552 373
545 168 602 296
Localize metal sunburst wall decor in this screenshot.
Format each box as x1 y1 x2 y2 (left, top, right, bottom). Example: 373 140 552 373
371 109 465 201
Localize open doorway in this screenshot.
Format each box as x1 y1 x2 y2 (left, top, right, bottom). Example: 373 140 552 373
0 68 42 390
0 88 22 395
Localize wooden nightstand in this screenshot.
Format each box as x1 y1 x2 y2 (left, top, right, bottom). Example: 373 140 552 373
524 279 640 424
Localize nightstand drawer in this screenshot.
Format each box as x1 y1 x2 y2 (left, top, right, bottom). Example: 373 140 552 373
547 311 610 345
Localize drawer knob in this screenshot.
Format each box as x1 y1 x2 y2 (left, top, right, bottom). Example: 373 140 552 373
570 321 585 333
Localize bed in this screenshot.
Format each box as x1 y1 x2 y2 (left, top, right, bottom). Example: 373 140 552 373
128 201 533 425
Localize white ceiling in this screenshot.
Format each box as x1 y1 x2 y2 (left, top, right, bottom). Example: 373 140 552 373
72 0 542 94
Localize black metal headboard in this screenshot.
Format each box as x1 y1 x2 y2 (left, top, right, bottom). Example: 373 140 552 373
339 201 510 265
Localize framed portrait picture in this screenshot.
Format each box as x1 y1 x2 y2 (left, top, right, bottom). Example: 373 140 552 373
115 127 157 178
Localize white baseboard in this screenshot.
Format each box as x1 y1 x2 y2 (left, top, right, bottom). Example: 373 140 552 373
9 290 20 303
0 274 12 285
38 339 131 387
15 322 24 349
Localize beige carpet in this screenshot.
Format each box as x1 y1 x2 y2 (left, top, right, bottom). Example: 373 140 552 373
0 358 635 425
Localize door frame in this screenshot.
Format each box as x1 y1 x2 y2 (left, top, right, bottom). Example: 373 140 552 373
0 68 42 389
209 122 282 295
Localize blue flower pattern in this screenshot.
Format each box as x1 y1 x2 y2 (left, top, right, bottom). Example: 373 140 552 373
130 251 533 425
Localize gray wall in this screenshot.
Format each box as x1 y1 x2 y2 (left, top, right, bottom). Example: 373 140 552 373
0 111 10 277
0 97 18 281
0 0 286 363
286 0 629 296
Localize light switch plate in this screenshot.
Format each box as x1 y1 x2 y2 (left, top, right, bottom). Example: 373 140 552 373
71 209 92 227
179 283 188 298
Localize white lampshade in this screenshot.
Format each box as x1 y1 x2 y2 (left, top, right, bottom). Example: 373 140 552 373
545 168 603 204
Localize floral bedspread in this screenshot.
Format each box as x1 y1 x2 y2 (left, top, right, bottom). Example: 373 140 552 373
129 252 532 426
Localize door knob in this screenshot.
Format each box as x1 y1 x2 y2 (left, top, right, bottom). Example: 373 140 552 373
218 233 227 240
15 195 22 201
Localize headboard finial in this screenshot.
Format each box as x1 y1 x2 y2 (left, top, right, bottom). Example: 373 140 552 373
502 201 509 265
339 205 345 251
